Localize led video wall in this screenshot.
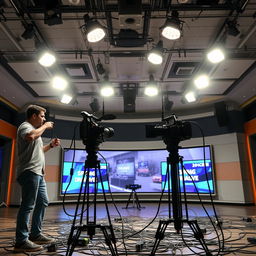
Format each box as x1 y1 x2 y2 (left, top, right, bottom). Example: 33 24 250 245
60 145 215 195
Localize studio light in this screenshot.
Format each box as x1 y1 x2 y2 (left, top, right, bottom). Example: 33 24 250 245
147 41 164 65
194 74 210 89
83 14 106 43
184 91 197 103
44 0 63 26
89 98 100 112
96 58 106 75
38 51 56 67
144 75 158 96
226 19 240 37
52 76 68 90
61 94 73 104
100 86 114 97
207 46 225 64
21 24 34 40
161 10 181 40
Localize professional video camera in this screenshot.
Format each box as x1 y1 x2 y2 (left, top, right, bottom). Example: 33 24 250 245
125 184 141 190
145 114 192 142
80 111 114 151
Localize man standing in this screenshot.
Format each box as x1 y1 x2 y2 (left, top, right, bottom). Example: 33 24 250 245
14 105 60 252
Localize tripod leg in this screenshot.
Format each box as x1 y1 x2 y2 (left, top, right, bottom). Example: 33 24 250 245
150 220 169 256
187 220 212 256
134 191 141 210
66 227 82 256
125 191 133 208
101 226 118 256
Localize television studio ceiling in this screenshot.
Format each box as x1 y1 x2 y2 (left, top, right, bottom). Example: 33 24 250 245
0 0 255 118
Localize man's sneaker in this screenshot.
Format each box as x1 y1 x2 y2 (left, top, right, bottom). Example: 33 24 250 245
29 233 55 245
14 240 43 252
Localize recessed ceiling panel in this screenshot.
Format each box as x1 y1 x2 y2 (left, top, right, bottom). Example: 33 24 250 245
198 80 234 95
211 59 255 79
28 82 60 96
61 64 93 79
8 62 51 81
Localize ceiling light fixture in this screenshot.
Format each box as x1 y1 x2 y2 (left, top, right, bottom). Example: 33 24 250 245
38 51 56 67
100 86 114 97
194 74 210 89
226 19 240 37
147 41 164 65
52 76 68 90
144 74 159 96
21 24 34 40
61 94 73 104
207 46 225 64
161 10 182 40
83 14 106 43
44 0 63 26
184 91 197 103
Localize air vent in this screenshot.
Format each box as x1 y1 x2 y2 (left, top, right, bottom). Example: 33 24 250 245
176 66 195 76
61 64 93 79
168 62 200 78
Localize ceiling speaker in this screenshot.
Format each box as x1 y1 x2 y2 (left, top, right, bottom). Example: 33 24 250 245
214 101 229 127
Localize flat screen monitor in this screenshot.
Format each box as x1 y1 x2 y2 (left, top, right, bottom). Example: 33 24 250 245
60 145 215 195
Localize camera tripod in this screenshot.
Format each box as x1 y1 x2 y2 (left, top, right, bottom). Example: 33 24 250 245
66 150 118 256
124 185 144 210
150 138 212 256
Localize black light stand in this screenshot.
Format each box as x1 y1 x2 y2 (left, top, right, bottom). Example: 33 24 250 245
150 137 212 256
124 184 144 210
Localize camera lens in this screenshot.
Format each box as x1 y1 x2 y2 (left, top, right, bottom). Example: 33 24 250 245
103 127 114 138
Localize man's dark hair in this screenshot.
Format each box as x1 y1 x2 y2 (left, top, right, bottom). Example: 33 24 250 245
26 105 46 119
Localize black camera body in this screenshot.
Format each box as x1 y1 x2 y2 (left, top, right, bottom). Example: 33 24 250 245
145 115 192 142
126 184 141 190
80 111 114 151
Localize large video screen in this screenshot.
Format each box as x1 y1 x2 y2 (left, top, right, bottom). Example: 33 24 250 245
60 145 215 195
61 161 109 194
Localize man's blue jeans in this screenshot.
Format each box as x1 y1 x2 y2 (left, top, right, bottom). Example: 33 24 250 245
16 171 49 244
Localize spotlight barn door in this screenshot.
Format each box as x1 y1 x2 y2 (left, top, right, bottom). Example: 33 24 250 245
214 101 229 127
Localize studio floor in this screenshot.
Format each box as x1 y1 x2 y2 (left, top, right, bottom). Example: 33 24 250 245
0 202 256 255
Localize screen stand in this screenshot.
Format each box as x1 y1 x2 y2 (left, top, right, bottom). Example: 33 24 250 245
150 138 212 256
124 187 144 210
66 150 118 256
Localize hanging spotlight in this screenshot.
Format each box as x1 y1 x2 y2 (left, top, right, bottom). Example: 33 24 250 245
226 19 240 37
83 14 106 43
161 10 182 40
89 98 100 112
100 77 114 97
194 74 210 89
100 86 114 97
184 91 197 103
44 0 63 26
38 50 56 67
52 75 68 90
207 46 225 64
60 94 73 104
96 58 106 75
147 41 164 65
144 74 159 96
21 24 35 40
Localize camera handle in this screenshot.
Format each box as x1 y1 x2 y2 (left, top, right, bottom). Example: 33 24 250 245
66 150 119 256
150 140 212 256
